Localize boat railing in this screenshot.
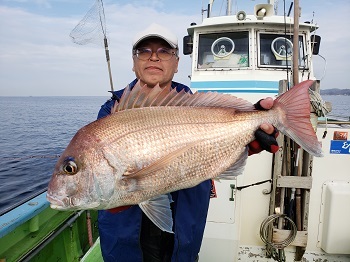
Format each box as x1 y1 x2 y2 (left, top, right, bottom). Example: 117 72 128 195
0 188 47 217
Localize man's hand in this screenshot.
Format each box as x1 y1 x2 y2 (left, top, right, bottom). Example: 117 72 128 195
248 98 279 155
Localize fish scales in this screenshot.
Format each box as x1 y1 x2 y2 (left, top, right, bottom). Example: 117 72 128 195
47 80 323 232
84 107 276 207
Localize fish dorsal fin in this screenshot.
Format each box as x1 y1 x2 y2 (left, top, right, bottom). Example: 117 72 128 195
115 79 255 112
117 81 163 111
116 83 132 112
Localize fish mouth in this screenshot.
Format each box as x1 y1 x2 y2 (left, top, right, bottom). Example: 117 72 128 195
46 193 100 210
46 194 70 210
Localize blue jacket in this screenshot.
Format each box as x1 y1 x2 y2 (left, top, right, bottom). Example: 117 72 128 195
97 79 212 262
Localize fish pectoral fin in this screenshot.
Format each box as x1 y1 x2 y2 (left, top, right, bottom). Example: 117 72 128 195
122 141 199 179
217 147 248 180
123 166 138 176
139 194 174 233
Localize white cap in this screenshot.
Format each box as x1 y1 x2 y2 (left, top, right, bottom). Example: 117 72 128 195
132 23 178 50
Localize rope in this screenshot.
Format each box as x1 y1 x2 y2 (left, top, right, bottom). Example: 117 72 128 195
308 88 331 138
260 214 297 261
86 211 94 247
308 88 330 118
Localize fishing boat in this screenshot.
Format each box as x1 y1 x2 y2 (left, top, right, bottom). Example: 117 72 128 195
1 1 349 261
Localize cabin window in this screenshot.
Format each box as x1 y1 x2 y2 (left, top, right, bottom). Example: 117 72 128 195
258 33 307 69
197 32 249 69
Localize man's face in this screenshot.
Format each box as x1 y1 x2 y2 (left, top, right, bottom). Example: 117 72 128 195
132 38 179 89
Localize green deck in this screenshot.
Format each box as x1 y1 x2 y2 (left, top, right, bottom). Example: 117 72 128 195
81 237 102 262
0 203 101 261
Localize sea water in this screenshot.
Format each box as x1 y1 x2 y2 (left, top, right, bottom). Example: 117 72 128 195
0 95 349 214
0 96 109 214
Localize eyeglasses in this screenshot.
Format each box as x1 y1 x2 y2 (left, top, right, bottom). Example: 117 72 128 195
133 47 177 61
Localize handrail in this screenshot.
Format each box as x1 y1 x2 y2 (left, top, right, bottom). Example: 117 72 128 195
0 188 47 217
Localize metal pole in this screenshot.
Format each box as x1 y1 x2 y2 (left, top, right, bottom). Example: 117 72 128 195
292 0 301 233
293 2 310 260
227 0 232 16
292 0 299 85
104 37 114 91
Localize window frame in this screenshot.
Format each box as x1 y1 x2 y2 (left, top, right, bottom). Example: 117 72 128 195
257 31 308 70
195 30 251 71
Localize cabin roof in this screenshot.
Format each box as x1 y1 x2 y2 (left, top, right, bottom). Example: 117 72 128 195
187 15 318 35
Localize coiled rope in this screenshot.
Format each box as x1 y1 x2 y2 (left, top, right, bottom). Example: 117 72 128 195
260 214 297 261
308 88 330 118
260 214 297 249
308 88 331 138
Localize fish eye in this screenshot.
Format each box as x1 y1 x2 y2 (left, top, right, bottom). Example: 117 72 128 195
63 160 78 175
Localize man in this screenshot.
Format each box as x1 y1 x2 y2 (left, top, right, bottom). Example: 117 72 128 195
97 23 278 262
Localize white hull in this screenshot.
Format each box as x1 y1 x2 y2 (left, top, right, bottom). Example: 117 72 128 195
199 126 350 261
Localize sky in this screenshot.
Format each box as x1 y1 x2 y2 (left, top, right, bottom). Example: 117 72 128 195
0 0 349 96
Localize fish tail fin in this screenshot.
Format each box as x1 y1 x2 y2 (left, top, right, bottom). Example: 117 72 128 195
274 80 323 157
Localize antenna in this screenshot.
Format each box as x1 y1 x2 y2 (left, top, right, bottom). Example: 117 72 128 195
274 0 279 15
70 0 114 92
